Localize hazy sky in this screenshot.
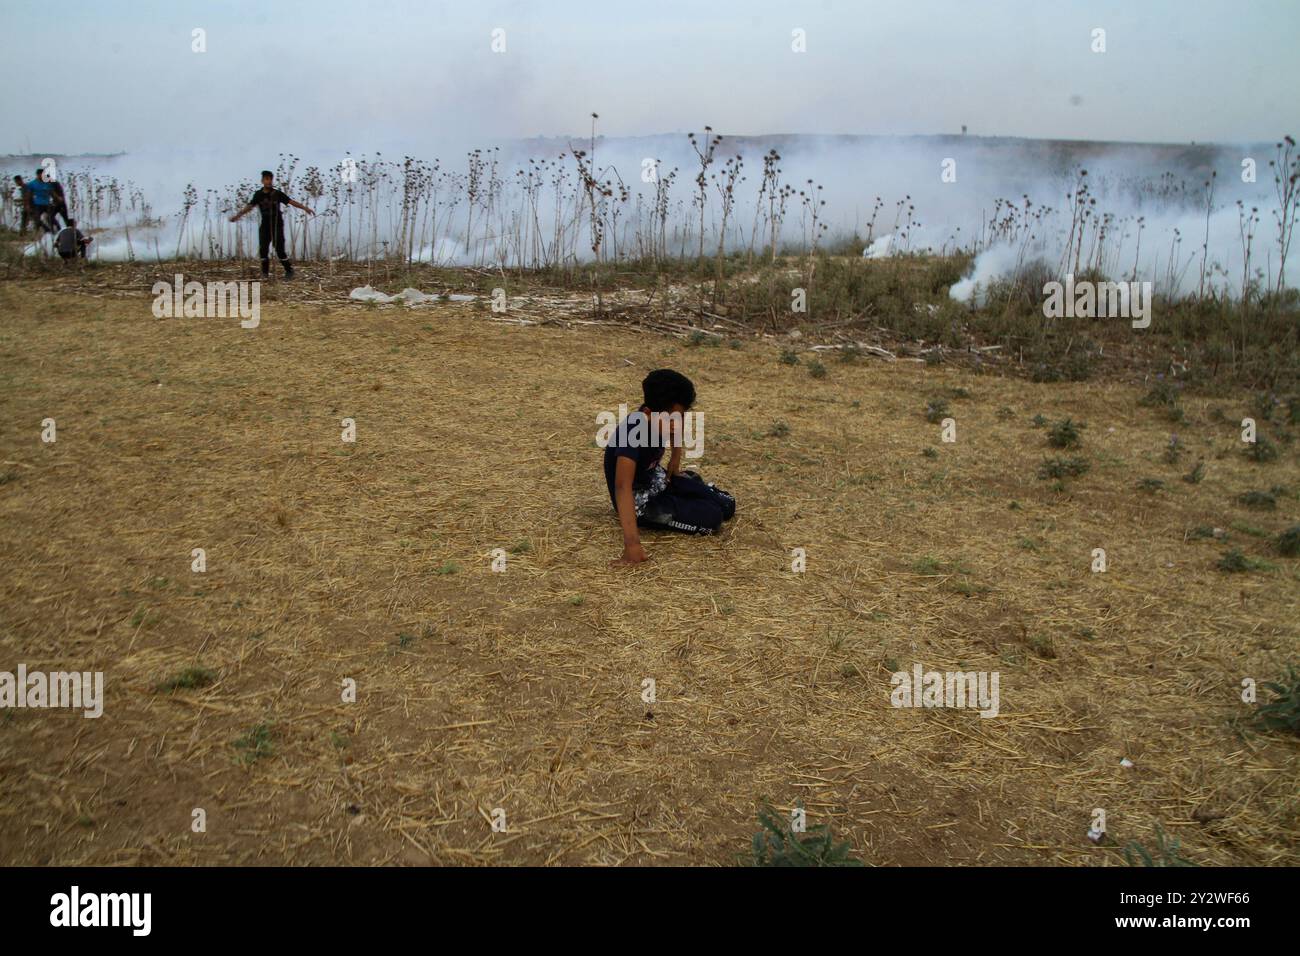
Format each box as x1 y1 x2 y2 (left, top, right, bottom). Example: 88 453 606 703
3 0 1296 154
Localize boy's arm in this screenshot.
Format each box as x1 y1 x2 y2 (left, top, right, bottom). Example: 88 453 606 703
611 456 648 566
229 203 254 222
666 416 683 477
286 197 315 215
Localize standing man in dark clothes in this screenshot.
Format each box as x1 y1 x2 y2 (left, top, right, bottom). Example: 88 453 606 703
228 170 314 278
48 178 71 230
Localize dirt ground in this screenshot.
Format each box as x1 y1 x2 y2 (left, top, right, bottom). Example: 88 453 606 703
0 265 1296 866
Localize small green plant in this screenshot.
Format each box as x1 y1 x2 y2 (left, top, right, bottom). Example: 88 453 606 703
1182 460 1205 484
996 406 1016 421
1245 435 1278 462
1216 548 1273 573
1237 490 1277 510
1031 414 1048 428
840 343 861 362
1026 633 1057 659
233 723 273 764
1139 379 1181 409
1162 434 1184 463
1037 456 1090 480
1047 418 1085 449
921 447 939 459
808 359 827 379
1277 525 1300 557
434 561 460 575
1253 664 1300 735
912 556 943 574
156 667 216 693
1136 477 1165 493
767 421 790 438
750 802 862 867
509 540 532 554
1123 825 1197 867
924 397 951 423
779 349 800 366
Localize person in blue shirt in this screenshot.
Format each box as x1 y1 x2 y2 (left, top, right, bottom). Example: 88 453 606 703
25 169 56 233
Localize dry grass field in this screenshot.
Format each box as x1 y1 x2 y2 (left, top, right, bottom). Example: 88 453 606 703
0 264 1296 866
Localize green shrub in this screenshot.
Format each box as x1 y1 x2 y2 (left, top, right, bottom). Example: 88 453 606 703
1254 664 1300 735
1047 418 1085 449
1038 456 1091 480
750 802 862 867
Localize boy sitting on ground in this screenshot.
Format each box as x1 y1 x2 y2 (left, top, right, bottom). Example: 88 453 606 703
604 369 736 566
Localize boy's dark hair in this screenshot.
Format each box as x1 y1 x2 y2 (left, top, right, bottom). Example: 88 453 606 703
12 175 21 184
261 170 274 179
642 369 695 412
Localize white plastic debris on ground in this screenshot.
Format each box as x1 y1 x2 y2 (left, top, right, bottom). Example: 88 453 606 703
348 286 476 306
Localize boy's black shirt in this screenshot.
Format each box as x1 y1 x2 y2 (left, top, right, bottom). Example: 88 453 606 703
249 187 291 223
603 410 666 507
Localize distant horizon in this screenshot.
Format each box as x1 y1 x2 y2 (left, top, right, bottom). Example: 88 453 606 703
3 128 1290 163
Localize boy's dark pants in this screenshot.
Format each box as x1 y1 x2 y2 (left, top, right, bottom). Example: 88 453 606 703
258 217 291 275
639 471 736 535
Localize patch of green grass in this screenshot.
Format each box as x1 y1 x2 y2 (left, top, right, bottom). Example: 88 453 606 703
779 349 800 366
911 556 943 575
1026 633 1057 659
1277 526 1300 557
1031 414 1048 428
1182 460 1205 484
568 594 585 606
1136 477 1165 494
155 667 217 693
1124 825 1197 867
1230 520 1268 538
1217 548 1275 573
233 723 273 764
921 447 939 459
808 359 827 379
509 540 532 554
767 421 790 438
434 561 460 575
